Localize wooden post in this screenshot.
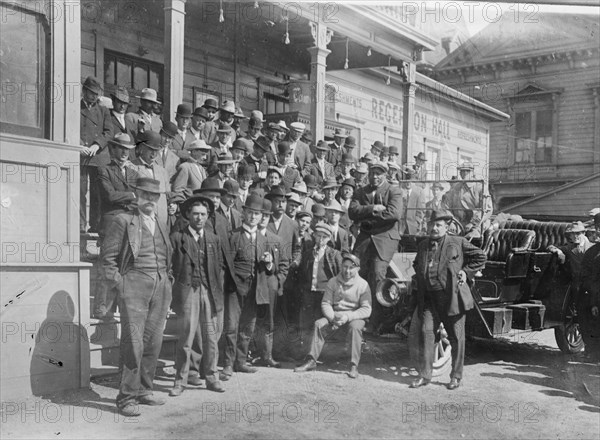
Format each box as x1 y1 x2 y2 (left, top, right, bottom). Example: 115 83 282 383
307 21 332 142
164 0 187 119
401 62 417 166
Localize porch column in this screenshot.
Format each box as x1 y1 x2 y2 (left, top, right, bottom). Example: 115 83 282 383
164 0 187 119
401 62 417 166
307 21 332 142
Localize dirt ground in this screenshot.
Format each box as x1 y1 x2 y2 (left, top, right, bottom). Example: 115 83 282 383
2 329 599 440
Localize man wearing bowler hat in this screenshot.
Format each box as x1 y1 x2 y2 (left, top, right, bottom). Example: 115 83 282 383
171 104 194 155
221 193 283 379
349 161 403 334
411 209 486 390
80 76 112 233
307 141 336 186
125 87 163 139
343 136 357 156
327 128 347 168
411 152 428 181
218 179 243 232
243 110 265 144
294 251 371 378
132 131 176 231
239 135 271 186
169 193 226 397
388 145 400 164
335 153 355 184
285 122 313 172
189 107 210 141
370 141 385 157
202 98 219 121
101 177 172 416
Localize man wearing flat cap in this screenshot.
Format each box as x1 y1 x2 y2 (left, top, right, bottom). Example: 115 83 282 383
243 110 265 144
169 193 226 397
285 122 313 172
411 210 486 390
306 141 336 186
101 177 172 416
295 251 371 379
80 76 112 233
125 87 163 140
349 161 404 334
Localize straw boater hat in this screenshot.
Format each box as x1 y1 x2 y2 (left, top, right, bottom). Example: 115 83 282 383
457 162 474 171
333 128 347 138
290 122 305 132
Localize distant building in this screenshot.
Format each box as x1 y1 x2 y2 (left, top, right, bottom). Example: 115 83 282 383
431 12 600 218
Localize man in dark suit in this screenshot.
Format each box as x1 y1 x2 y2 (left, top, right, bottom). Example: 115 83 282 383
80 76 112 232
221 193 282 379
217 179 243 233
410 210 486 390
108 86 135 139
239 136 270 188
306 141 336 186
327 128 347 169
349 162 403 334
275 141 303 192
155 121 182 180
400 179 427 235
169 194 226 396
171 104 195 157
100 177 172 417
286 122 313 172
325 200 351 252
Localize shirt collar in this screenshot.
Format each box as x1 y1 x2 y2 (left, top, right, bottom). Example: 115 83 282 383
242 224 257 235
188 225 203 240
139 157 153 168
139 211 156 222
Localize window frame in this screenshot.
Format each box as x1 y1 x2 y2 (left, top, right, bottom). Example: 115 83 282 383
103 49 164 98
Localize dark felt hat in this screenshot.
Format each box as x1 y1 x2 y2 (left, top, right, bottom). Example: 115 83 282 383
161 121 178 139
193 107 210 119
134 177 163 194
265 185 287 200
136 131 162 150
197 177 227 196
82 76 103 95
203 98 218 110
181 193 215 216
429 209 454 223
176 103 192 118
244 192 264 211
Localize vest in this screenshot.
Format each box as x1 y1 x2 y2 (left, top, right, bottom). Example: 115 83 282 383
133 221 168 278
192 234 209 289
233 232 257 285
426 238 444 291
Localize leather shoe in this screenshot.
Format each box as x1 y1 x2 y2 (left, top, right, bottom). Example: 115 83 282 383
410 377 431 388
187 375 204 386
220 366 233 381
447 378 461 390
260 357 281 368
118 403 141 417
169 385 184 397
347 365 359 379
137 394 166 406
235 363 258 373
294 358 317 373
206 381 226 393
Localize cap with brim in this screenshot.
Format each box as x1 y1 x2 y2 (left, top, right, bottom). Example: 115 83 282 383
286 192 302 206
341 177 356 188
134 177 163 194
216 122 232 133
244 193 264 211
268 122 284 132
370 161 388 173
231 138 250 152
181 193 215 216
161 121 178 139
431 182 445 190
203 98 218 110
267 166 284 178
193 107 210 119
354 163 368 174
265 185 287 200
110 86 130 104
197 177 228 196
341 251 360 267
262 198 273 215
176 103 192 118
429 209 454 223
566 221 586 233
322 178 340 190
296 211 313 220
304 175 318 189
223 179 240 197
314 222 332 237
291 181 308 195
414 152 427 162
253 136 271 153
186 139 210 151
217 153 235 165
325 200 344 213
316 140 330 151
312 203 326 217
290 122 305 132
82 76 103 95
108 133 135 149
139 88 160 104
333 128 347 138
136 131 162 150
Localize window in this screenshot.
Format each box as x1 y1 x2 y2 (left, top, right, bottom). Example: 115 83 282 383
426 147 441 180
0 3 50 138
263 92 289 115
515 109 553 164
104 50 163 97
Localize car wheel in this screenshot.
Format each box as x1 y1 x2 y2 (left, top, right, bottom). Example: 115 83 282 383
554 287 585 354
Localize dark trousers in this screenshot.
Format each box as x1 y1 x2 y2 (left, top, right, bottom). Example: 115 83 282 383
308 318 365 366
299 290 325 343
174 285 220 385
224 288 259 368
418 293 466 381
116 270 171 407
357 240 396 330
80 165 101 232
578 293 600 360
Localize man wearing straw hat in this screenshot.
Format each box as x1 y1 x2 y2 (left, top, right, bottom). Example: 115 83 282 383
101 177 172 416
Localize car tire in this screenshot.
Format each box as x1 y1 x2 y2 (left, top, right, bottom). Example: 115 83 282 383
554 286 585 354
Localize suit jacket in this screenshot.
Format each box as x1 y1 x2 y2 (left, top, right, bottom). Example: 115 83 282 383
124 110 162 139
295 241 343 294
108 111 134 137
101 210 172 289
171 161 207 200
132 158 174 230
172 130 196 154
328 225 351 253
284 138 312 172
326 142 344 168
413 234 486 316
217 205 243 233
402 186 427 235
239 155 269 185
226 227 279 304
97 162 139 232
349 180 403 262
170 227 224 313
154 148 181 181
306 158 335 186
80 100 112 167
262 229 289 298
267 214 298 261
278 165 302 193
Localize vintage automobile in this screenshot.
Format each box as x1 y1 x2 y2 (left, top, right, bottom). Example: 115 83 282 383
374 179 585 376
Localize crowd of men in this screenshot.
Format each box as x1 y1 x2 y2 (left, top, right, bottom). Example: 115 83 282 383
79 77 599 417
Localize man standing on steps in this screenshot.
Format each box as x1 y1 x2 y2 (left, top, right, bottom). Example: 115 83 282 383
410 210 486 391
101 177 172 417
169 193 226 397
